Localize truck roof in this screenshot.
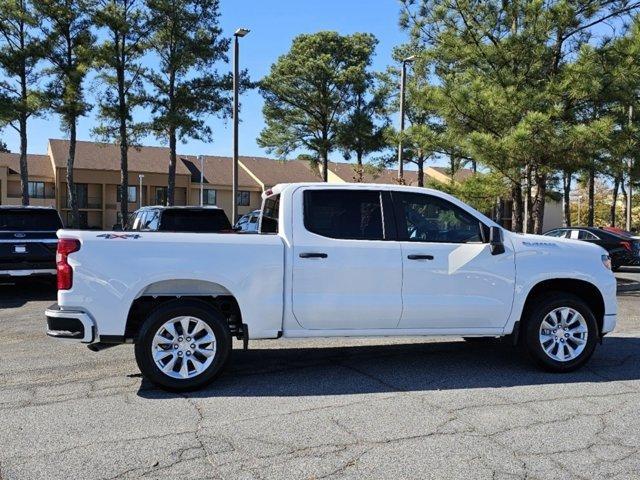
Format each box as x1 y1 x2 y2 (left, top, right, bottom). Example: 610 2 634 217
264 182 449 199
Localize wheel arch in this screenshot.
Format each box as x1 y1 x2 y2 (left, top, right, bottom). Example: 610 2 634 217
520 278 605 334
124 279 243 341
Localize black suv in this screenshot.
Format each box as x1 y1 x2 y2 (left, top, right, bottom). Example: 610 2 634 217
126 206 233 233
0 206 63 279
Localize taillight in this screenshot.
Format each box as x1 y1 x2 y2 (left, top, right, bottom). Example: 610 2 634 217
620 241 632 252
57 238 81 290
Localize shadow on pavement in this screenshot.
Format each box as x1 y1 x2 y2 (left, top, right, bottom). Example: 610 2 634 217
0 279 56 308
137 336 640 399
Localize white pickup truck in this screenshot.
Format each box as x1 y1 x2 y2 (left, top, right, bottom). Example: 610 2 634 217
46 183 617 391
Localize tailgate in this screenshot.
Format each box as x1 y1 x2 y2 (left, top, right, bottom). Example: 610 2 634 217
0 232 58 270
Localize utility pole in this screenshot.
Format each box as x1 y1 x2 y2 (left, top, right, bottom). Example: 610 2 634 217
396 56 414 183
232 28 250 223
627 104 633 232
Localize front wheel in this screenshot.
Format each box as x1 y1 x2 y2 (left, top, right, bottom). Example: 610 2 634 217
522 293 598 372
134 300 231 392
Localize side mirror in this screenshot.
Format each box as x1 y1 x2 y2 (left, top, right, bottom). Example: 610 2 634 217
489 226 505 255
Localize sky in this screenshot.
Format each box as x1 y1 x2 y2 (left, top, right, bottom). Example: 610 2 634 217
1 0 408 161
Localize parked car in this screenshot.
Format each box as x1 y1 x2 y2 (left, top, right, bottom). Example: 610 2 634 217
47 183 616 391
234 209 261 232
126 206 232 233
544 226 640 270
600 226 640 240
0 206 62 280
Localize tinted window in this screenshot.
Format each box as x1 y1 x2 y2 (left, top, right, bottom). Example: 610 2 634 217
394 192 482 243
578 230 599 240
0 209 62 231
143 210 160 231
304 190 383 240
160 209 231 232
261 196 280 234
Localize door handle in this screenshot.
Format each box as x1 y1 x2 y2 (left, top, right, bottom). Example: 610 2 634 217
299 252 328 259
407 254 434 260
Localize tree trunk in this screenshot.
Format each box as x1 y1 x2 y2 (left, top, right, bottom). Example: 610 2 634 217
321 150 328 182
450 154 456 182
117 58 129 228
471 159 477 173
621 181 628 225
531 171 546 234
168 126 176 206
67 118 78 228
562 171 572 227
587 168 595 227
19 114 29 206
511 181 523 232
417 158 424 187
610 175 620 227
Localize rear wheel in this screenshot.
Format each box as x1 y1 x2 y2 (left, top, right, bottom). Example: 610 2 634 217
522 293 598 372
134 300 231 391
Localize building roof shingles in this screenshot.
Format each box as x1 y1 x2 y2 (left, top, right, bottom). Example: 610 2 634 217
48 139 191 175
0 152 54 178
239 157 322 187
183 156 260 189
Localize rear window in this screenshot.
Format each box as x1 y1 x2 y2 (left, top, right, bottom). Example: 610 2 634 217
303 190 383 240
260 195 280 234
0 209 62 231
159 209 231 232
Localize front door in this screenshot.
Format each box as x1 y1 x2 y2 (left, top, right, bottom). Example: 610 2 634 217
291 188 403 330
393 191 516 330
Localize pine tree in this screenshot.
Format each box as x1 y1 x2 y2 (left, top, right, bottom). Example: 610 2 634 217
0 0 46 205
145 0 233 206
93 0 148 228
37 0 94 228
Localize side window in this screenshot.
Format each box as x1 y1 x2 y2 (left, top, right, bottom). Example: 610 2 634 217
260 195 280 234
394 192 482 243
145 210 160 230
131 211 145 231
578 230 598 240
304 190 384 240
545 229 562 237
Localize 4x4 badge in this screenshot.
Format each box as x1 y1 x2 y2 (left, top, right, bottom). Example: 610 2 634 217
96 233 141 239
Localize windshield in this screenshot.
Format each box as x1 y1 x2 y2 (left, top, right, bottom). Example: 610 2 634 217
0 209 62 231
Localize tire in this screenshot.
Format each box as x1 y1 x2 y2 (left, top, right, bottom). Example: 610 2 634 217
521 292 598 372
134 299 231 392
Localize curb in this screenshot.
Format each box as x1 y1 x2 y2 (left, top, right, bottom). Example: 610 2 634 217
617 280 640 293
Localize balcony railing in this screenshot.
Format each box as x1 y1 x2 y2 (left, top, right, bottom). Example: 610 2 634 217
8 194 55 199
61 196 102 209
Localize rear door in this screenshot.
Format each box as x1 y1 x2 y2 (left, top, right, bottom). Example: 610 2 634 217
291 188 402 330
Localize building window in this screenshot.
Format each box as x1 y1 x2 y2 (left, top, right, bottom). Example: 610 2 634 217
117 185 137 203
28 181 45 198
203 189 217 205
155 187 167 206
236 190 250 206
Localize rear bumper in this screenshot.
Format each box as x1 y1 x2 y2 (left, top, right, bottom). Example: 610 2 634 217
45 304 96 343
0 268 56 277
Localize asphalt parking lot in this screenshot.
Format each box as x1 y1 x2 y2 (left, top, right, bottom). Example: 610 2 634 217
1 275 639 480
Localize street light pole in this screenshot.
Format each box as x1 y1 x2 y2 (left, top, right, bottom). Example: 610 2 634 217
198 155 204 206
138 174 144 209
627 104 633 232
232 28 250 223
397 56 415 183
